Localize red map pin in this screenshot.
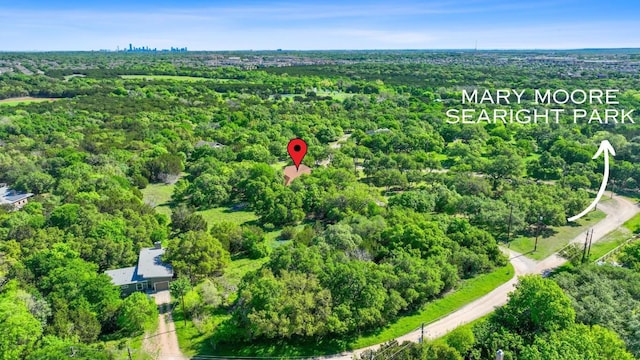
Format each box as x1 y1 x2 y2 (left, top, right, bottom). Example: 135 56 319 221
287 138 308 170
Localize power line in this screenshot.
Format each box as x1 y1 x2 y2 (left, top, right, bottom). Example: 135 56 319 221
386 342 413 360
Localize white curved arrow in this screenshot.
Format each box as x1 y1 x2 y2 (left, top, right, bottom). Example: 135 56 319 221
567 140 616 222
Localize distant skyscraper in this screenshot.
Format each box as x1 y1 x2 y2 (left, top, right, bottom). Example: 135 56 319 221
129 43 132 51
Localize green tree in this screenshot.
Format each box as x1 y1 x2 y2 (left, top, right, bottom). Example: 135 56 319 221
26 336 112 360
494 275 575 338
520 324 633 360
619 242 640 270
446 326 475 356
166 231 230 280
117 292 158 336
0 282 43 360
170 276 191 323
485 153 524 190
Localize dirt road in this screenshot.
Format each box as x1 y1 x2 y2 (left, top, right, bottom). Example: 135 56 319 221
142 290 188 360
318 133 353 166
318 194 640 360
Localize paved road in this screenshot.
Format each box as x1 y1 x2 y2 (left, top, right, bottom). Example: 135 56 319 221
317 193 640 360
142 290 188 360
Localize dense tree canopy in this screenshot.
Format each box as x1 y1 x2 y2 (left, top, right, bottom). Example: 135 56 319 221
0 50 638 358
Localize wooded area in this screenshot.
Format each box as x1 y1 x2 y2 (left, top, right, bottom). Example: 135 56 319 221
0 50 639 359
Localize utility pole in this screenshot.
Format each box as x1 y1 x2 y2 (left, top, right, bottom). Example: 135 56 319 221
507 204 513 243
534 216 543 252
582 229 590 263
182 293 187 326
611 180 614 199
587 229 594 260
420 322 425 343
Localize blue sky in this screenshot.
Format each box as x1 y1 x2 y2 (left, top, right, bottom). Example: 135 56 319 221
1 0 639 51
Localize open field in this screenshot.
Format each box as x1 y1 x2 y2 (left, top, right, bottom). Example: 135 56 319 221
509 210 606 260
197 206 258 228
140 183 174 218
589 228 633 261
0 97 59 105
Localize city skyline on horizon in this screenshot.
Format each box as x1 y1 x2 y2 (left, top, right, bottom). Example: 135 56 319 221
2 0 640 51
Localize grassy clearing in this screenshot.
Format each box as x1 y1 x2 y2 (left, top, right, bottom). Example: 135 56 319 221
589 227 633 261
624 212 640 233
271 91 355 101
197 207 259 229
173 304 232 359
140 180 260 229
140 182 174 218
350 262 514 349
509 210 606 260
223 257 268 288
0 97 58 106
316 90 355 101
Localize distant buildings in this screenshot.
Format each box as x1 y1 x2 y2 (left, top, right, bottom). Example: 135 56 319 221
119 43 187 53
0 183 33 209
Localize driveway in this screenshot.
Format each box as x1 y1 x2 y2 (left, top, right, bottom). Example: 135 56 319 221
142 290 188 360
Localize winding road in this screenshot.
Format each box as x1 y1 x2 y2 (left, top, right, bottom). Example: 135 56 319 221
317 193 640 360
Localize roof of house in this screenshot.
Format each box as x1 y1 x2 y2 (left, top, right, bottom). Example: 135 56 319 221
104 266 141 286
0 186 33 205
105 246 173 287
137 247 173 279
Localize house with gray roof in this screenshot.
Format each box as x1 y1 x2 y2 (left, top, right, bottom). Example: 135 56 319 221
105 242 174 296
0 183 33 209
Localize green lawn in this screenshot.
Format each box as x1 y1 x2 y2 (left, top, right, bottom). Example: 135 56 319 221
589 228 633 261
509 210 606 260
271 91 355 101
0 97 58 106
140 183 175 218
197 207 259 229
623 212 640 233
140 182 261 229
